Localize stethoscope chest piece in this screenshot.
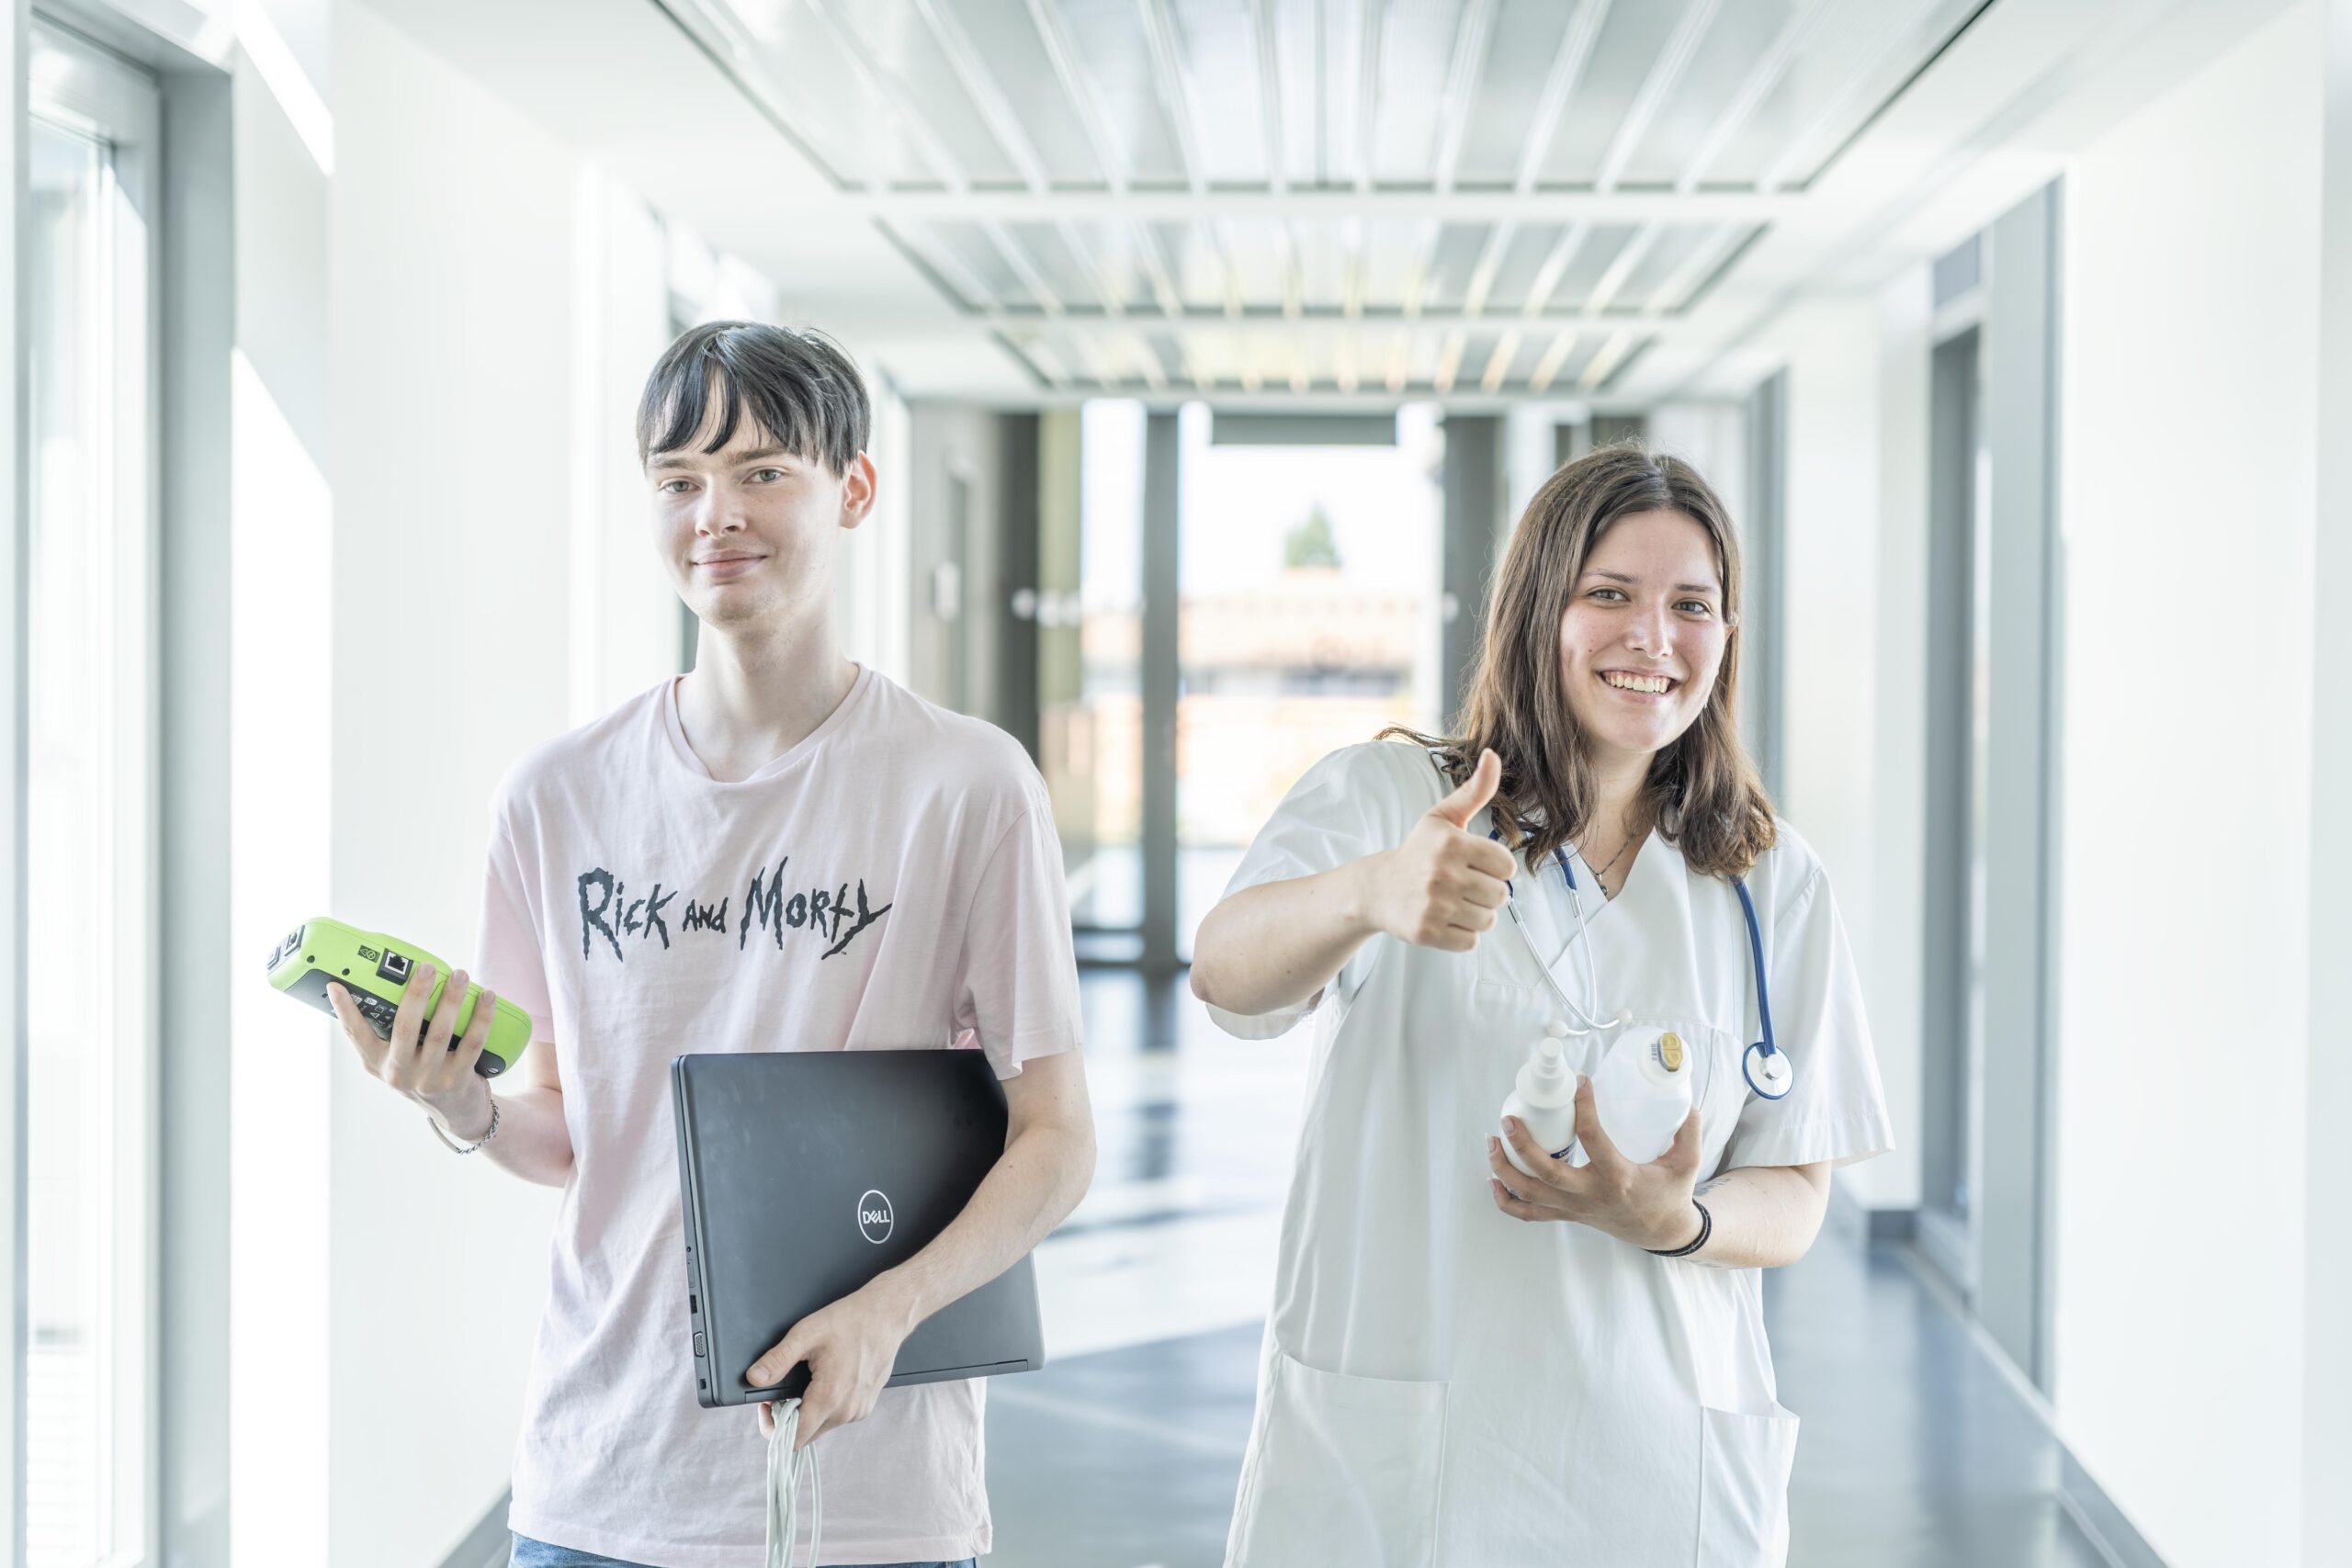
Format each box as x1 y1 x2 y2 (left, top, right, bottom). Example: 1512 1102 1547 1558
1743 1042 1792 1100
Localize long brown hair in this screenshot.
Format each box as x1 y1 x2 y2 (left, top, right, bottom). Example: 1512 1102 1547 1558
1385 442 1778 880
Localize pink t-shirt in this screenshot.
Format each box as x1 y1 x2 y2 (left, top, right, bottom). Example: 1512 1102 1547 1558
474 666 1081 1567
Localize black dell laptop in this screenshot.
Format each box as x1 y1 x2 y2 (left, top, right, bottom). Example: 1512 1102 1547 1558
672 1048 1046 1408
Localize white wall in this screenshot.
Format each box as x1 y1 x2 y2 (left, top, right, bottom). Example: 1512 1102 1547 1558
220 8 817 1562
1769 298 1922 1213
1645 400 1747 518
1861 268 1930 1218
2052 6 2323 1563
838 380 914 686
2302 2 2352 1547
327 7 577 1565
568 164 679 724
224 6 336 1562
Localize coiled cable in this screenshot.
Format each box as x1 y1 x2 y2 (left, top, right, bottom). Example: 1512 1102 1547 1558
764 1398 821 1568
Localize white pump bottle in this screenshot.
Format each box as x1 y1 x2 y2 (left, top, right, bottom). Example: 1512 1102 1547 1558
1566 1026 1694 1167
1498 1021 1578 1178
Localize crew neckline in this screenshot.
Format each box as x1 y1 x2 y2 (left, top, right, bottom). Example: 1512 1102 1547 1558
658 662 873 785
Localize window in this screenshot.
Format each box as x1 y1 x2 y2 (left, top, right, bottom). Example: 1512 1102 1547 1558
23 21 162 1566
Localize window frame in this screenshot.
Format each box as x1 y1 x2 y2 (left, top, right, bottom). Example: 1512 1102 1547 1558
21 17 164 1568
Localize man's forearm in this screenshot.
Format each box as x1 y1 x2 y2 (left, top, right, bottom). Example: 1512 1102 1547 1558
434 1083 574 1188
1679 1164 1830 1269
865 1116 1095 1331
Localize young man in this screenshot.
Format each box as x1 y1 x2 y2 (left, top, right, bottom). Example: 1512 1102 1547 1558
326 321 1095 1568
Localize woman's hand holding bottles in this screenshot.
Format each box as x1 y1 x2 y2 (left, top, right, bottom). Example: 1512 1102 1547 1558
1487 1072 1705 1251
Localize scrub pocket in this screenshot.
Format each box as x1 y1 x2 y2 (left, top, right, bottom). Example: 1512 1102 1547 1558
1695 1403 1799 1566
1227 1349 1448 1568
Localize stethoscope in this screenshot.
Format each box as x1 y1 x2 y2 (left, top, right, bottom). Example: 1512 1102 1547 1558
1489 828 1793 1100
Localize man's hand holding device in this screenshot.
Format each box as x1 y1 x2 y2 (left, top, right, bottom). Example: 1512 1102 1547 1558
326 961 503 1142
264 918 533 1149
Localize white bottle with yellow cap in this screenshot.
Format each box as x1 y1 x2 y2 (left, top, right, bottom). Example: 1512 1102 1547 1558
1565 1025 1694 1168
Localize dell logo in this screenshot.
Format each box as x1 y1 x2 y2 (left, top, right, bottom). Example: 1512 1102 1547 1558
856 1189 894 1245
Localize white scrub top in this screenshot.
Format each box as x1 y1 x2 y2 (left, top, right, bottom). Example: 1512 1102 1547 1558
1207 741 1893 1568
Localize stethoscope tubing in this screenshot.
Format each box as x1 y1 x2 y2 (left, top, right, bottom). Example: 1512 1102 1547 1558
1493 832 1618 1036
1488 824 1793 1100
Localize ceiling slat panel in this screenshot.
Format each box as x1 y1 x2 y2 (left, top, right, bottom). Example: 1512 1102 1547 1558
1157 220 1227 309
1453 0 1580 186
1552 222 1638 309
948 0 1113 183
1144 330 1187 381
1655 220 1762 311
1703 0 1960 188
1613 1 1792 186
687 0 936 185
1273 0 1320 186
1417 222 1494 312
1010 221 1107 306
1483 221 1568 313
684 0 1997 395
923 220 1044 306
1057 0 1192 185
1171 0 1271 184
1407 327 1444 387
1367 0 1463 185
1536 0 1684 186
1611 222 1713 310
833 0 1023 185
1221 219 1289 303
1359 217 1427 310
1064 220 1157 309
1295 222 1349 310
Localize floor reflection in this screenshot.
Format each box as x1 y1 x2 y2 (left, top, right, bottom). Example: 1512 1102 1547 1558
989 971 2107 1568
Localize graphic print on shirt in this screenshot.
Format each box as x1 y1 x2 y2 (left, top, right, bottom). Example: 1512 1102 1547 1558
576 854 893 964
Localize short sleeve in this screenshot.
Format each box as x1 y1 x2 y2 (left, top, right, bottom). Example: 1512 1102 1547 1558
1202 742 1428 1041
1720 863 1894 1171
954 789 1084 1078
476 811 556 1044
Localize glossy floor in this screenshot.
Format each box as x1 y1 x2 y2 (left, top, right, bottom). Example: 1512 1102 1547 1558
986 972 2110 1568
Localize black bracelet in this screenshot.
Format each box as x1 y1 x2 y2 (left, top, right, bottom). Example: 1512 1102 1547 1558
1646 1200 1712 1258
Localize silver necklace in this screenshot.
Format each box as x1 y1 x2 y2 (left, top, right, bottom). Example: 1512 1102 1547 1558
1580 830 1638 899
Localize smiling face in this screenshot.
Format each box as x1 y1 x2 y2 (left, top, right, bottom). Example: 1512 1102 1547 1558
647 415 875 636
1556 507 1733 770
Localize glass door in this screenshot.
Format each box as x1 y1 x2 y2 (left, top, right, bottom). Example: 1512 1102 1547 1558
1173 407 1446 959
1046 401 1146 962
1920 323 1985 1296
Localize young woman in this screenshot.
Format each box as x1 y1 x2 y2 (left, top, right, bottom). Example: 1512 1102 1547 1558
1191 444 1891 1567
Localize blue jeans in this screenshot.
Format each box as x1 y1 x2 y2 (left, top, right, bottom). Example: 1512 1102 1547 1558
509 1534 973 1568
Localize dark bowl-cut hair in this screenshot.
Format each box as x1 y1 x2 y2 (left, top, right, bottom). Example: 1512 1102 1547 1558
635 321 870 476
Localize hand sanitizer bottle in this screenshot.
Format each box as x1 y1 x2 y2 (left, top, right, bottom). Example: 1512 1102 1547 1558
1499 1021 1578 1178
1567 1027 1693 1167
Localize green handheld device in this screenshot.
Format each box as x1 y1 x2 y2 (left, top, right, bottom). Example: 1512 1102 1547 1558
264 917 531 1077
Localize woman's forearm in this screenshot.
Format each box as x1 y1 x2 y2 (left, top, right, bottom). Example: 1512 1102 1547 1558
1679 1163 1831 1269
1190 856 1387 1019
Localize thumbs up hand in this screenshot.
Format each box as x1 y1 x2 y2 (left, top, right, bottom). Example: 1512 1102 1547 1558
1365 749 1519 953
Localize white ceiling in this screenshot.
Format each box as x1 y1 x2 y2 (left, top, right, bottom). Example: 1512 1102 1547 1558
371 0 2294 405
656 0 1986 397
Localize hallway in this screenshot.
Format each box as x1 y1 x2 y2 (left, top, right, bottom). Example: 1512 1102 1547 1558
985 973 2114 1568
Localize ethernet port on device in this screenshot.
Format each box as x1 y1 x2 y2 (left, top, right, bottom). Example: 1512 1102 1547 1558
376 950 413 985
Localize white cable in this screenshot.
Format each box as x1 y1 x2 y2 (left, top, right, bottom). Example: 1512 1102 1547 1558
765 1398 822 1568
